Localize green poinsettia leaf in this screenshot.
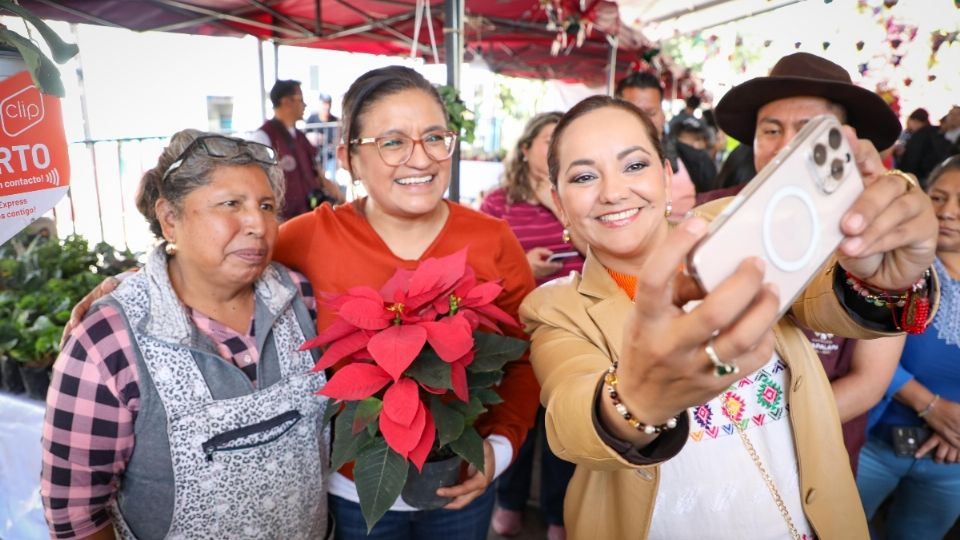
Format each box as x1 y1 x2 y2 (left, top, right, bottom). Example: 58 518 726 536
449 425 485 473
353 397 383 434
0 0 79 63
331 401 372 471
468 333 528 372
355 438 408 532
404 347 452 389
430 396 465 447
466 369 502 389
473 387 503 405
320 399 342 427
0 28 65 96
449 395 486 423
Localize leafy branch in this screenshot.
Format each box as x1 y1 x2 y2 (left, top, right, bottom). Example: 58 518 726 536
0 0 79 96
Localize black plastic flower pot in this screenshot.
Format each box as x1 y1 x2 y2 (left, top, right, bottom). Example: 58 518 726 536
1 356 26 394
401 455 462 510
21 364 51 401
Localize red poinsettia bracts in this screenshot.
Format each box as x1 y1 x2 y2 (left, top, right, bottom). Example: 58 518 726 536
303 248 523 470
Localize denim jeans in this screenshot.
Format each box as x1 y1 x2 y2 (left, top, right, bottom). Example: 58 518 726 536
329 483 496 540
856 435 960 540
496 407 575 525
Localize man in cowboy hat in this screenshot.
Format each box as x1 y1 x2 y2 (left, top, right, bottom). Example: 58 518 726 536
715 51 901 175
710 51 921 473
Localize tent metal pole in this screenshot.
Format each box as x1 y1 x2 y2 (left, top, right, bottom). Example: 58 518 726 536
257 38 267 121
273 40 280 81
606 35 618 96
444 0 464 203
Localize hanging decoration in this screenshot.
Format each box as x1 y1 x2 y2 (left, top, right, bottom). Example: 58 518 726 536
794 41 802 49
883 0 898 7
929 30 959 67
540 0 622 56
822 41 831 50
876 83 900 116
856 40 866 51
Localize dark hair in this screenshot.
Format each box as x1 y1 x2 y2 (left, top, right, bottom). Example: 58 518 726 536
614 71 663 100
685 95 702 109
270 80 301 108
926 155 960 191
341 66 447 172
136 129 285 239
716 144 757 189
908 107 930 124
502 112 562 203
547 95 665 187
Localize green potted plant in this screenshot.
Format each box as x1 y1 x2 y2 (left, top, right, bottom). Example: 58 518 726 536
437 85 477 145
0 231 138 399
302 248 528 530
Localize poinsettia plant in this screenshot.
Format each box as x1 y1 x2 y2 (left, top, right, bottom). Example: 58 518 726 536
301 248 528 530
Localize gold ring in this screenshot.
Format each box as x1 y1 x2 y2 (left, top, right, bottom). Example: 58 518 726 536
705 337 739 377
886 169 920 192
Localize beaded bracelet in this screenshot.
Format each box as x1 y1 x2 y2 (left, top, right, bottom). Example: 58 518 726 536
845 269 932 334
604 362 680 434
844 272 910 308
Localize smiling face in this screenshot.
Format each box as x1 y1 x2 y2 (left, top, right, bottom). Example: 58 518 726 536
159 163 279 291
340 88 451 222
553 105 671 267
929 168 960 254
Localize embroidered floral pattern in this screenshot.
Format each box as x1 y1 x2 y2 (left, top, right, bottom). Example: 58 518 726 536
694 404 713 429
687 356 790 443
756 379 784 411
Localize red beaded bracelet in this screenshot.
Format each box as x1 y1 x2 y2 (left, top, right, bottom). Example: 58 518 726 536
844 269 932 335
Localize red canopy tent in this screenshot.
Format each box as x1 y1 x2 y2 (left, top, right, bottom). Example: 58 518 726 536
18 0 660 86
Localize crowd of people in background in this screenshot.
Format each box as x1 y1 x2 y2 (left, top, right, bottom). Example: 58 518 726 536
38 50 959 540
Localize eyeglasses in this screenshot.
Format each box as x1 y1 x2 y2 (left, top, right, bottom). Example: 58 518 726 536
162 135 278 181
349 131 457 166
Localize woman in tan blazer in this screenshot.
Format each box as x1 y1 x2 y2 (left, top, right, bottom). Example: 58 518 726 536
520 96 939 540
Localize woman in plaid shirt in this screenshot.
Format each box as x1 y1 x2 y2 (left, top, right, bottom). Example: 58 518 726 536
40 130 330 540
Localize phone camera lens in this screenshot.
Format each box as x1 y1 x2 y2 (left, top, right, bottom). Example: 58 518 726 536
813 143 827 165
828 128 842 149
831 158 844 180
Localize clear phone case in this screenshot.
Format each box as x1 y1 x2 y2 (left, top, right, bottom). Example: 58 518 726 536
686 115 863 317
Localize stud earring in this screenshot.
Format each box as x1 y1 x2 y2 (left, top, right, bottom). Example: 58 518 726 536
664 200 673 218
164 241 177 256
562 228 571 244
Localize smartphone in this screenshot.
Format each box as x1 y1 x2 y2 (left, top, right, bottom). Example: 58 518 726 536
892 425 932 458
686 115 863 317
546 251 580 263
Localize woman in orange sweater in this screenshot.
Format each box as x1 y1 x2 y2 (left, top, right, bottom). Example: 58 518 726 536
272 66 538 539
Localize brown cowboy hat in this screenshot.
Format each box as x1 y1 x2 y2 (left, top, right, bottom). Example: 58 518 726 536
715 52 901 150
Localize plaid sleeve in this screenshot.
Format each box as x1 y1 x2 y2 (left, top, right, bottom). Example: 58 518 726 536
287 269 317 322
41 304 140 539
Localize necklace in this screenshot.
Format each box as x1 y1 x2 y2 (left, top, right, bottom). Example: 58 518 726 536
723 398 802 540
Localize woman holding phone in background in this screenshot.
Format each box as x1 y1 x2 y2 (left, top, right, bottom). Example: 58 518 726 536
520 95 938 539
480 113 582 539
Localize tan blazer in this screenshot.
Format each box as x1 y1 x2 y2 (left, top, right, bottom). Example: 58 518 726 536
519 201 931 540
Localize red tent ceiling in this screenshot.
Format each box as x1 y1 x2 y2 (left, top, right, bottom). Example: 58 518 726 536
18 0 660 85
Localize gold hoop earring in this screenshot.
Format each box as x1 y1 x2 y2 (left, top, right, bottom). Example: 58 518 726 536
664 201 673 218
562 228 571 244
164 241 177 256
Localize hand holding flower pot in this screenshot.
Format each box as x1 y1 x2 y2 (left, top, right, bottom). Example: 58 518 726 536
301 248 528 531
